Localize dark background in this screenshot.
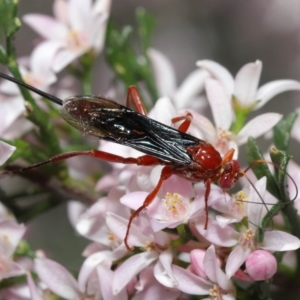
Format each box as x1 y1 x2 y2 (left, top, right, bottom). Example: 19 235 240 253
13 0 300 270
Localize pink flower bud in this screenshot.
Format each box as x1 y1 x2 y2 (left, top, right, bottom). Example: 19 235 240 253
190 249 222 280
190 249 207 279
245 250 277 281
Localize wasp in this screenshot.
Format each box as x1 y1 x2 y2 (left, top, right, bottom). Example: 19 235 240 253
0 72 265 250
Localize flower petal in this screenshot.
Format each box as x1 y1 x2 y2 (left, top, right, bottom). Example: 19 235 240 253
0 78 20 95
93 0 111 16
235 113 282 145
172 264 211 294
153 260 175 288
53 0 68 24
160 175 194 199
53 48 85 72
255 79 300 110
67 201 87 229
121 192 148 210
112 252 157 295
174 69 208 109
234 60 262 107
148 96 176 125
132 280 180 300
155 249 177 286
205 78 233 130
193 215 239 247
225 245 251 278
30 42 60 85
1 118 33 140
97 263 127 299
26 272 43 300
183 109 216 142
78 251 113 292
0 220 26 256
23 14 67 40
0 141 16 166
247 177 266 229
190 249 207 279
68 0 92 31
35 257 82 299
89 12 109 52
106 212 149 248
204 245 233 290
196 60 234 96
148 48 176 98
261 231 300 251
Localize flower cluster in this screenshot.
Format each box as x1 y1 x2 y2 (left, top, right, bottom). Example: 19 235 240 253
1 1 300 299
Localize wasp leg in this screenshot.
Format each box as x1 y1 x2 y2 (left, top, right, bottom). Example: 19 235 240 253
222 148 235 163
0 151 162 176
124 166 173 251
126 86 148 116
171 113 193 133
203 179 212 230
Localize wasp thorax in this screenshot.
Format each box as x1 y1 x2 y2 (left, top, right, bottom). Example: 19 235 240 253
189 144 222 170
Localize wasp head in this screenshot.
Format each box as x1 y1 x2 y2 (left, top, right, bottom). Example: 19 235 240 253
218 160 242 190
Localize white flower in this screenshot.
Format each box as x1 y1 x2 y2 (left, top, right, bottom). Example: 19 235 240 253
106 213 175 295
23 0 111 72
197 59 300 110
149 48 209 111
0 141 16 165
170 245 235 299
184 78 282 157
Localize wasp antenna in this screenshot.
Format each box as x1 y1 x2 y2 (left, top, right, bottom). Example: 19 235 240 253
0 72 63 106
240 170 271 209
243 159 298 203
238 170 275 230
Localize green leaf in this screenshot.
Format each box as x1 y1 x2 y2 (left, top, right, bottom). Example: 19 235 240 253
105 8 158 104
273 112 297 151
136 7 155 54
171 224 193 248
106 22 139 86
1 138 53 166
268 148 300 230
269 146 291 203
14 240 35 259
259 147 300 242
0 274 27 290
0 0 20 39
269 147 300 275
231 95 258 134
248 281 271 300
135 8 157 102
235 285 251 300
0 44 7 63
245 137 280 199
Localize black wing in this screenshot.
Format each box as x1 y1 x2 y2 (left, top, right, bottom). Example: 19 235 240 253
61 96 205 165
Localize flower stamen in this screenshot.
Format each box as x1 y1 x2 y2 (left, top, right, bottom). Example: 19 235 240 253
23 73 41 88
161 193 188 221
143 241 156 251
209 284 222 300
216 128 232 154
231 191 248 214
108 231 120 248
108 231 116 242
240 228 256 249
67 30 88 50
